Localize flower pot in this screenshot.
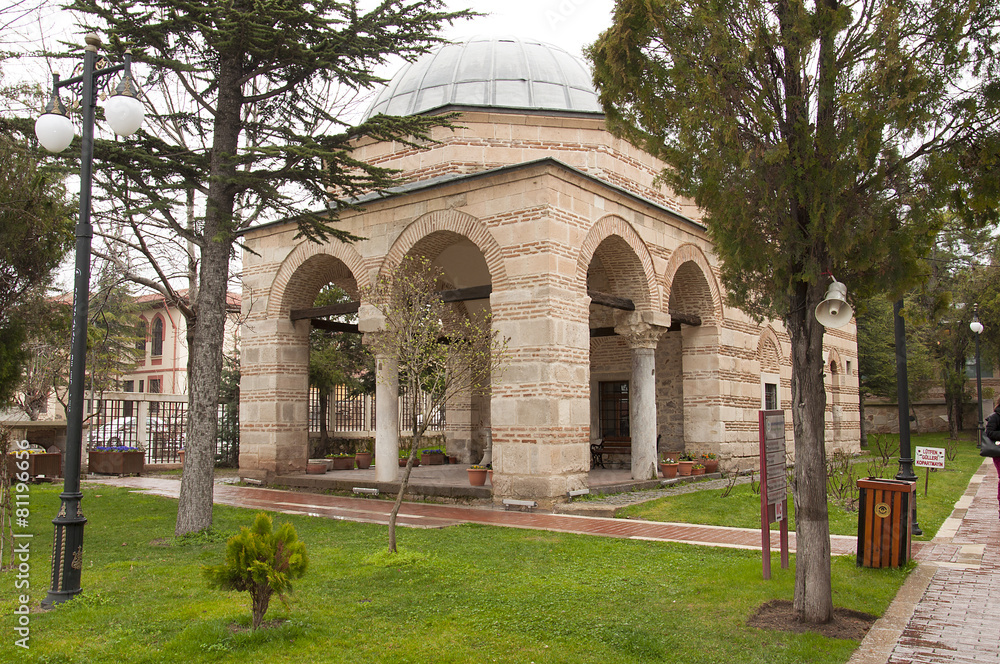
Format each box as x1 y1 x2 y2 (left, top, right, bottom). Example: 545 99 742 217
449 455 458 464
421 452 446 465
467 468 488 486
488 469 493 484
7 452 62 479
660 463 678 478
330 456 354 470
399 457 420 467
702 459 719 473
306 459 329 474
355 452 372 469
178 450 185 465
89 450 144 476
691 466 705 476
678 460 694 476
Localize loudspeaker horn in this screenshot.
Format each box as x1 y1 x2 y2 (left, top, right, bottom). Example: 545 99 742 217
814 279 853 328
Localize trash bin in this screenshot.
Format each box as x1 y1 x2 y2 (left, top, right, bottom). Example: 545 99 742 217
856 478 914 568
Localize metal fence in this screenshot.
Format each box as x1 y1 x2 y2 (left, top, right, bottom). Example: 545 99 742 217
308 385 445 435
85 392 238 465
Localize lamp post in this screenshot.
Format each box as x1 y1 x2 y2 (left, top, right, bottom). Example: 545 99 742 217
892 299 922 535
35 34 143 608
971 305 985 447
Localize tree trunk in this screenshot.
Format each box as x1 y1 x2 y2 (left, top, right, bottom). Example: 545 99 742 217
787 284 833 625
175 49 242 536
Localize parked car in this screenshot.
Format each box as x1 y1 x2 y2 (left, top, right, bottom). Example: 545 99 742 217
88 416 183 448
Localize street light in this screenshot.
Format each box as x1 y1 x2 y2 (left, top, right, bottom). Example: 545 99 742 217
971 305 985 448
35 34 143 608
892 300 922 535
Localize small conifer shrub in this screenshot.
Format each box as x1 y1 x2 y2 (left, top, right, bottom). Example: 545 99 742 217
203 512 308 629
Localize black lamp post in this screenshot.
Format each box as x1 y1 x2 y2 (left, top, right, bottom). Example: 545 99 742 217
892 299 922 535
35 34 144 608
971 305 985 446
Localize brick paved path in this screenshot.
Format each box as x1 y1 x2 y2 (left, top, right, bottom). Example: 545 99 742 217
94 475 857 555
850 460 1000 664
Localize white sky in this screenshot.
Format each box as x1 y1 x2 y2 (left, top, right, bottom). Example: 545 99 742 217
12 0 618 291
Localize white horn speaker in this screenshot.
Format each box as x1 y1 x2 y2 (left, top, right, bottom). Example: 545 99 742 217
814 279 853 328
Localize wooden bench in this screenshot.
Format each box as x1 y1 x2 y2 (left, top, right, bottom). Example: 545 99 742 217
590 437 632 468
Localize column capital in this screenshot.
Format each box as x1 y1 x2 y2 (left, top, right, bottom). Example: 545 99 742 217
614 310 670 349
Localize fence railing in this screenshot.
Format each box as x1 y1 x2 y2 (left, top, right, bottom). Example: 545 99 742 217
308 385 445 435
84 392 238 466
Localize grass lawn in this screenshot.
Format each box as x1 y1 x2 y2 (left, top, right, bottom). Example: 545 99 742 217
0 480 911 664
619 432 986 540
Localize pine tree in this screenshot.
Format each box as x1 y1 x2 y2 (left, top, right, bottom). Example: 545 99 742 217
63 0 473 535
590 0 1000 623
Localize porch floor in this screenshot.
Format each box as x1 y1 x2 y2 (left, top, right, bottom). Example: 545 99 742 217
271 463 720 504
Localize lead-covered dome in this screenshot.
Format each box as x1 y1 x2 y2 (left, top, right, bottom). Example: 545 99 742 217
363 36 603 120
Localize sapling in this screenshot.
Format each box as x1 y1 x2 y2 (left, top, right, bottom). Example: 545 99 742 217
203 512 308 629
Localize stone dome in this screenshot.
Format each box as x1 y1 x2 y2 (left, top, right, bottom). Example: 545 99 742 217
363 36 603 120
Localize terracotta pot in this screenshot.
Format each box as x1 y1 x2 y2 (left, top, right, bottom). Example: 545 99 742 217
488 469 493 483
399 457 420 467
467 468 488 486
702 459 719 473
678 460 694 476
691 466 706 476
306 459 329 474
660 463 678 478
355 452 372 469
178 450 185 466
449 456 458 464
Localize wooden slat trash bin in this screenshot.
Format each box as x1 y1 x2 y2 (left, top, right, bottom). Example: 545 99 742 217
856 478 914 568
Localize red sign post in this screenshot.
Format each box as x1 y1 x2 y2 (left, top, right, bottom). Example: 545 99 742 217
759 410 789 579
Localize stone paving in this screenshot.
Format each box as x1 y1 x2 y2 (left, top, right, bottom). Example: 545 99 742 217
850 460 1000 664
89 459 1000 663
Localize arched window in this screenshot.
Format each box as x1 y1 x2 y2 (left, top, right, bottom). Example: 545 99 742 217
151 317 164 357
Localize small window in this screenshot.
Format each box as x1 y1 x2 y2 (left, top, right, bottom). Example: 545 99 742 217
764 383 778 411
149 378 162 394
151 317 164 357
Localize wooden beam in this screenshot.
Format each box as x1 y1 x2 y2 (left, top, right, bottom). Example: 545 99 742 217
587 289 635 311
290 301 360 320
289 285 493 322
590 327 617 337
310 320 360 334
437 284 493 303
668 310 702 327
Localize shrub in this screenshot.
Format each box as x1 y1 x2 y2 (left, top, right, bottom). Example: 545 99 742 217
203 512 308 630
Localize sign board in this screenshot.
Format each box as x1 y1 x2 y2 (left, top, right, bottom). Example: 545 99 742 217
759 410 789 580
914 446 945 469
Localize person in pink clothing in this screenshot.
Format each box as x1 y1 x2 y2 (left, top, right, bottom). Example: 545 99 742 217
983 395 1000 518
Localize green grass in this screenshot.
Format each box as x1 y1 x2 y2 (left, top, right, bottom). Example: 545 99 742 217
620 432 987 540
1 481 910 664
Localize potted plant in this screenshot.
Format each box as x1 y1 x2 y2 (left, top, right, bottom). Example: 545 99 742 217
7 447 63 479
678 452 695 476
89 446 144 476
467 465 489 486
306 458 330 474
691 462 706 476
326 453 354 470
420 448 446 465
399 449 420 467
354 438 373 470
700 452 719 474
659 456 679 478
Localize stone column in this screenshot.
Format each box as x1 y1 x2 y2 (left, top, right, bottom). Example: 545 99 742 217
616 311 670 481
372 350 399 482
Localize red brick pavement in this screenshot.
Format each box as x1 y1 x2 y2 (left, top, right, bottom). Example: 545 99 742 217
92 476 858 555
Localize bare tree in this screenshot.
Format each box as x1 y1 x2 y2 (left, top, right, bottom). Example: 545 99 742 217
362 255 509 553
